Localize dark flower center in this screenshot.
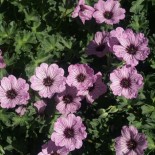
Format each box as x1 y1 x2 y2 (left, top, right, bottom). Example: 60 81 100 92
6 89 17 99
104 11 113 19
96 44 106 52
43 77 54 87
127 139 137 150
63 95 73 104
64 128 74 138
80 5 85 11
76 73 86 82
120 78 131 88
126 44 138 55
51 152 59 155
89 84 95 92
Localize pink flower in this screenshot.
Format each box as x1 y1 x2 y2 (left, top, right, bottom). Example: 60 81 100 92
113 29 150 66
115 126 148 155
0 75 30 108
15 106 27 116
34 100 47 114
110 65 143 99
66 64 95 91
85 72 107 103
0 50 6 69
72 0 95 24
86 31 110 57
51 114 87 151
108 27 127 52
56 85 82 115
93 0 125 25
30 63 66 98
38 140 69 155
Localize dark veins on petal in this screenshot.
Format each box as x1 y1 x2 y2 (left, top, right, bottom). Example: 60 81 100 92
76 73 86 82
120 78 131 88
43 77 54 87
6 89 17 99
104 11 113 19
64 127 75 138
63 95 73 104
126 44 138 55
127 139 137 150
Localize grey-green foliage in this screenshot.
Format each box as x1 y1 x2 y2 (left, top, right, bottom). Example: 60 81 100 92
129 0 149 34
0 0 155 155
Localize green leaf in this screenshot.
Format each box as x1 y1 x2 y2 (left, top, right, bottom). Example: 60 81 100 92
0 110 12 125
14 30 37 57
141 105 155 114
130 0 144 13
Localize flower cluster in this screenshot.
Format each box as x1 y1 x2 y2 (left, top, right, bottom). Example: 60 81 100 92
0 60 107 154
30 63 107 113
30 63 107 154
109 27 149 99
86 27 150 99
0 0 151 154
0 50 6 69
72 1 149 153
72 0 125 25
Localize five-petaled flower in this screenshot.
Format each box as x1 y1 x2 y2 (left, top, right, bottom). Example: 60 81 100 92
113 29 150 66
56 85 82 115
0 75 30 108
110 65 143 99
51 114 87 151
66 64 95 91
72 0 95 24
30 63 66 98
86 31 110 57
93 0 125 25
115 125 148 155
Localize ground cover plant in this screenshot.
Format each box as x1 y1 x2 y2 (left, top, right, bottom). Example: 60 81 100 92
0 0 155 154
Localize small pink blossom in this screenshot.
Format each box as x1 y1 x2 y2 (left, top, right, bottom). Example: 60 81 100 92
51 114 87 151
0 75 30 108
15 106 27 116
93 0 125 25
66 64 95 91
0 50 6 69
56 85 82 115
30 63 66 98
85 72 107 103
110 65 143 99
38 140 69 155
72 0 95 24
34 100 47 114
86 31 110 57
